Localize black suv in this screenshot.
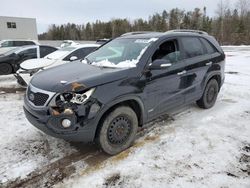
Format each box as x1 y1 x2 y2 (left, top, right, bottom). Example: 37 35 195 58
24 30 225 155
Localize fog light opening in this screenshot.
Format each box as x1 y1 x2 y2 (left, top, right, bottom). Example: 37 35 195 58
62 119 72 128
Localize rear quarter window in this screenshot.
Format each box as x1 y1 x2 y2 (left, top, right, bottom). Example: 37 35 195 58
181 37 206 59
200 38 217 54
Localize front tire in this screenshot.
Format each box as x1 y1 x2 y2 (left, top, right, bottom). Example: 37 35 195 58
96 106 138 155
0 63 13 75
197 79 219 109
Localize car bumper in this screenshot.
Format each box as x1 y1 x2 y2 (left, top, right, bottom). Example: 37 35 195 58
23 95 99 142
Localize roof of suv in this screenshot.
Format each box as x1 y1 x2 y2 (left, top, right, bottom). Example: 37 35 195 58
119 30 223 54
120 30 209 39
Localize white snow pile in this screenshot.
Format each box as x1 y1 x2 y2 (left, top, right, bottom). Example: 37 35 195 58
57 47 250 188
91 46 148 68
0 75 19 89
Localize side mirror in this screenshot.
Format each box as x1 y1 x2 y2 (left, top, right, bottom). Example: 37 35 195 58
149 59 172 70
69 56 78 61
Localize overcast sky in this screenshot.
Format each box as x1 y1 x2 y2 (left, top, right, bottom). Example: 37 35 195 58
0 0 238 34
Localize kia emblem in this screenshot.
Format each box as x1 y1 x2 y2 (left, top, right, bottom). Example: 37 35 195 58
29 93 35 101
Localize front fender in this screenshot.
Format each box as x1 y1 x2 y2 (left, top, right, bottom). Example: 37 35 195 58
90 95 146 140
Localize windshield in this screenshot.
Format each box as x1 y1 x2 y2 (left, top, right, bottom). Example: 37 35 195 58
45 46 77 60
84 38 158 68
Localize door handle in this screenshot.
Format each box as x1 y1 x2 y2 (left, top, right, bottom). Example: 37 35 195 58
206 62 213 66
177 70 187 75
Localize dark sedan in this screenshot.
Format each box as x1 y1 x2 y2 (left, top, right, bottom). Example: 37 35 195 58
0 45 57 75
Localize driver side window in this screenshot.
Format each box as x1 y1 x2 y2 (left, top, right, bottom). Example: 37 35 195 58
152 39 181 64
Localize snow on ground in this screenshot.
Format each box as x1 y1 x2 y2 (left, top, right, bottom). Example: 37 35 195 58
0 93 78 184
57 48 250 188
0 46 249 188
0 75 19 88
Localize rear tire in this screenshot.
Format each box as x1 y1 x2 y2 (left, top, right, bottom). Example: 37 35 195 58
96 106 138 155
0 63 12 75
197 79 219 109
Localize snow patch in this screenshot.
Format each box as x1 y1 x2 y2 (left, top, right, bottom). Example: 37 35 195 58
91 46 148 68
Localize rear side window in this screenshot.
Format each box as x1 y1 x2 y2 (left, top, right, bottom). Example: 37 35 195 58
18 48 37 57
24 41 36 45
64 47 97 61
181 37 205 58
79 47 97 57
200 38 217 54
14 41 35 46
14 41 25 46
1 41 14 47
40 46 57 57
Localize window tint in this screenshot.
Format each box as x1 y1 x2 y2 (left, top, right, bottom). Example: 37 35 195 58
14 41 26 46
152 39 181 63
64 49 81 61
78 47 97 58
11 41 35 47
23 41 35 45
64 47 97 61
200 38 217 54
1 41 13 47
40 46 57 57
18 48 37 57
181 37 205 58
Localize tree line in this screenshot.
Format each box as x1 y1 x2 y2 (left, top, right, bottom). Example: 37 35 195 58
39 0 250 45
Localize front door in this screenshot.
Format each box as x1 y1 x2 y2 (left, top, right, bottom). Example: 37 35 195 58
142 38 187 120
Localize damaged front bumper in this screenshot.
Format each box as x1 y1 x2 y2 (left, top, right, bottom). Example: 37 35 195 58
23 94 101 142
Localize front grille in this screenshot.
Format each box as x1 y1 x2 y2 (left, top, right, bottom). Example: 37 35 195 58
27 84 55 107
29 91 49 106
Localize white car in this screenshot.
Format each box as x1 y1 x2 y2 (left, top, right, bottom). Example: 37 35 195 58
16 44 100 87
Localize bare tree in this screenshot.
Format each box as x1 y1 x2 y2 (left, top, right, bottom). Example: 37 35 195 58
215 0 230 44
236 0 250 17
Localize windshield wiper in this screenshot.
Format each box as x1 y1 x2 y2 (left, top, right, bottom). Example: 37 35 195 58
84 57 92 64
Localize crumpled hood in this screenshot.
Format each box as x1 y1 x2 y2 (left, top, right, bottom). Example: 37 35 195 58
30 62 128 93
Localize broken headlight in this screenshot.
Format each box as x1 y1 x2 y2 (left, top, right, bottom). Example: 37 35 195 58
53 88 96 107
70 88 95 104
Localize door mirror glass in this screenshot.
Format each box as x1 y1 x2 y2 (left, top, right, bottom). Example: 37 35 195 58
149 59 172 70
69 56 78 61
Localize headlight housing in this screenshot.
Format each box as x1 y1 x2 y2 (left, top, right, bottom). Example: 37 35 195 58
70 88 95 104
51 88 96 107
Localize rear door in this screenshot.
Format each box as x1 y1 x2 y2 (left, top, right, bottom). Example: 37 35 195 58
179 36 212 103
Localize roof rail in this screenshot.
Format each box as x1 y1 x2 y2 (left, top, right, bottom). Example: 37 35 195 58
121 31 159 37
166 29 208 35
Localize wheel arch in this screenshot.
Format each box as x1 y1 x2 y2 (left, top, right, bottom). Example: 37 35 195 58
94 96 146 139
203 71 222 91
